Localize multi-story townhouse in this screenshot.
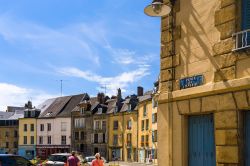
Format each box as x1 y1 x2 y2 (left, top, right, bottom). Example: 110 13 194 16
107 89 124 161
92 93 108 159
0 107 25 154
137 91 154 164
143 0 250 165
120 93 139 162
71 93 96 157
36 94 84 159
18 105 41 159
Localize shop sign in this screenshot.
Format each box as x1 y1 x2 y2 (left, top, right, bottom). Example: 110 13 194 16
180 75 204 89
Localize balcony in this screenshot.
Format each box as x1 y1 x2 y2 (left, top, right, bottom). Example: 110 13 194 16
233 29 250 51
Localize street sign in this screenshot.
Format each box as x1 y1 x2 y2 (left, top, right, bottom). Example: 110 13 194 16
180 75 204 89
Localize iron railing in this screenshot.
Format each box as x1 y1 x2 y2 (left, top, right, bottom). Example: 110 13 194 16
233 29 250 51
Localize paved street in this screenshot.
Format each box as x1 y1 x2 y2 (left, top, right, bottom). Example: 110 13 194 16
105 161 157 166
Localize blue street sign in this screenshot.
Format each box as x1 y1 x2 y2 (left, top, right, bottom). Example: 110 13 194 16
180 75 204 89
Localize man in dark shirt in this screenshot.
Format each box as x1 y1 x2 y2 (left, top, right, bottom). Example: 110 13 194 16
67 151 80 166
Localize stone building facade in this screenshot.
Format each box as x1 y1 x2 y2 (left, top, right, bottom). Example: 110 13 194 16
157 0 250 166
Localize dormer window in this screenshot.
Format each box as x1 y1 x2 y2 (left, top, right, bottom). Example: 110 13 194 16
98 108 103 113
128 104 131 111
80 107 85 114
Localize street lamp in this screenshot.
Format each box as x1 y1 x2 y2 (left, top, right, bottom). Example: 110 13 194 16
144 0 171 17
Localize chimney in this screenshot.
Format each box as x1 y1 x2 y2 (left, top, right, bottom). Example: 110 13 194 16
25 101 33 109
97 93 105 104
117 88 122 101
137 86 144 96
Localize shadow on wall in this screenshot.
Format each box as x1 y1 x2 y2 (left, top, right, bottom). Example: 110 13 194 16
177 0 232 88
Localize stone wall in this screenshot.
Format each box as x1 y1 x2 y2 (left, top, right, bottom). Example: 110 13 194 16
158 0 250 165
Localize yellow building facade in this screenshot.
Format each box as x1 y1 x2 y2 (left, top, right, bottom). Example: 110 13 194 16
122 111 138 162
137 94 155 164
156 0 250 166
18 118 37 159
0 123 18 154
108 114 124 161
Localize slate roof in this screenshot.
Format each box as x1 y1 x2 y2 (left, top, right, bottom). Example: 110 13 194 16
138 90 153 103
8 109 25 119
0 111 14 120
58 94 85 117
37 98 56 113
39 96 72 118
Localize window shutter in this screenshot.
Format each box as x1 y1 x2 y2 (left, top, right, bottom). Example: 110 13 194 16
242 0 250 30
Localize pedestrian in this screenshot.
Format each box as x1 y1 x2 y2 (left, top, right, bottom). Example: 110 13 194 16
67 151 80 166
91 153 104 166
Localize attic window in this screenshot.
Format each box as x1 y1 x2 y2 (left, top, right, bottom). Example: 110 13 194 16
80 108 85 114
128 104 131 111
98 108 102 113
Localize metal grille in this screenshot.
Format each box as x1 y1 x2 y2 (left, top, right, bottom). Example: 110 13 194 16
233 29 250 51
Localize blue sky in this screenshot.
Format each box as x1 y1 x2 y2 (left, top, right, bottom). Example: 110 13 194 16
0 0 161 110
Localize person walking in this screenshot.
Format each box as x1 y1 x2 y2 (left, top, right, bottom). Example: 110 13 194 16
91 153 104 166
67 151 80 166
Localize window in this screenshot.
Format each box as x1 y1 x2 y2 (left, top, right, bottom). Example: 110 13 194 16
141 120 144 131
103 133 106 143
47 123 51 131
31 136 34 145
5 131 9 137
81 131 85 140
127 120 132 130
39 136 43 144
128 104 131 111
24 124 27 132
152 113 157 123
146 135 149 146
14 130 18 137
143 104 147 117
146 119 149 130
242 0 250 31
74 118 85 128
152 130 157 142
5 142 9 148
98 107 102 113
23 136 27 144
127 133 132 146
152 149 157 159
102 121 106 130
61 122 67 131
14 142 18 148
47 136 51 144
113 121 118 130
141 135 144 146
95 121 101 130
80 107 85 114
40 124 44 131
75 132 79 140
94 134 98 143
61 135 66 145
30 124 34 132
233 0 250 50
113 135 118 145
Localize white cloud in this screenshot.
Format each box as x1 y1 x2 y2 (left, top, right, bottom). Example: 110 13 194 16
57 67 150 96
0 83 58 111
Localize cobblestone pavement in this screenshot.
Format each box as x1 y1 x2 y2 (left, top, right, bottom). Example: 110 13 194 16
105 161 158 166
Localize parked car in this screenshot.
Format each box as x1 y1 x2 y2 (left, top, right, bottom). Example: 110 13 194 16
83 156 108 166
41 153 83 166
0 154 34 166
